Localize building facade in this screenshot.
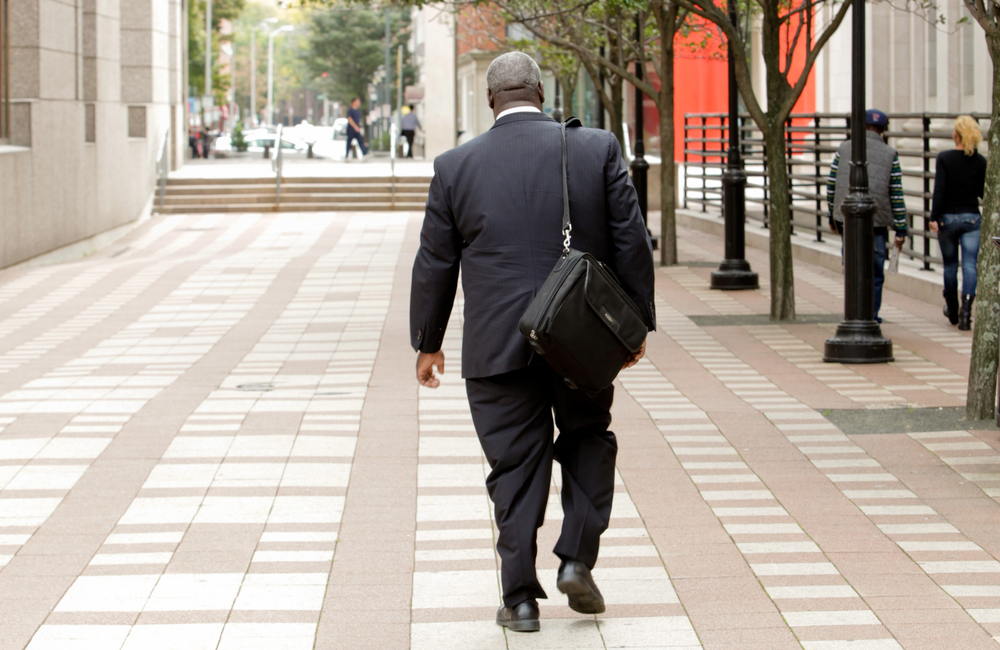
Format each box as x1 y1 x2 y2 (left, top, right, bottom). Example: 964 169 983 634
409 4 457 160
0 0 186 268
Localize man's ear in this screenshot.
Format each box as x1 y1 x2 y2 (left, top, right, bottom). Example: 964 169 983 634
487 89 494 109
536 82 545 107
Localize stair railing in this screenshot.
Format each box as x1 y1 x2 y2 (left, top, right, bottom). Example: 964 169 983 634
155 126 170 212
271 123 284 205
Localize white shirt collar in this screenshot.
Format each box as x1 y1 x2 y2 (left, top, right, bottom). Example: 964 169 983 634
495 106 542 121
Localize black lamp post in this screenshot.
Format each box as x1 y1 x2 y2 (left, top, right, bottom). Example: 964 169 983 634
823 0 893 363
710 2 758 290
630 15 657 250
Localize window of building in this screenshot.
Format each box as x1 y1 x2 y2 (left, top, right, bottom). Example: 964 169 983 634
962 13 975 95
0 0 9 144
128 106 146 139
927 9 937 98
85 104 96 143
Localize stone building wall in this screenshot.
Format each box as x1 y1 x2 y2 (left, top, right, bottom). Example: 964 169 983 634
0 0 185 268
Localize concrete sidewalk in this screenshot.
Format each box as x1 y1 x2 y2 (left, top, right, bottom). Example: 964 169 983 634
0 210 997 650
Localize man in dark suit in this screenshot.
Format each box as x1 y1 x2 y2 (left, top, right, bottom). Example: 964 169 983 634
410 51 655 632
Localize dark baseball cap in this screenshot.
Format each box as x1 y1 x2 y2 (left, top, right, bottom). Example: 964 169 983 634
866 109 888 128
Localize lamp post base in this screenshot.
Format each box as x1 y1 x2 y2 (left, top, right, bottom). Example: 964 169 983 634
823 320 894 363
710 259 759 290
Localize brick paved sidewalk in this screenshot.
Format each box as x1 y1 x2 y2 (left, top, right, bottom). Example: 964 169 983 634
0 211 997 650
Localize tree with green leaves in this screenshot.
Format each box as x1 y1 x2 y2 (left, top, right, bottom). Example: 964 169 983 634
673 0 852 320
306 7 415 108
188 0 246 103
496 0 695 267
960 0 1000 420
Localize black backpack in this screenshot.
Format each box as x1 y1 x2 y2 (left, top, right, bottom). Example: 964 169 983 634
518 120 648 395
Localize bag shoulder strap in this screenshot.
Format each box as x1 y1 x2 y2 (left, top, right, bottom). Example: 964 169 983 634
560 117 582 252
561 122 571 250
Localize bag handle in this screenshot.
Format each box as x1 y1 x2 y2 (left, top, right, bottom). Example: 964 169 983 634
561 121 571 252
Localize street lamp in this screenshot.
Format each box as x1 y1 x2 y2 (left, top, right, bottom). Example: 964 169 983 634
251 18 278 127
710 2 758 290
823 0 893 363
267 24 294 126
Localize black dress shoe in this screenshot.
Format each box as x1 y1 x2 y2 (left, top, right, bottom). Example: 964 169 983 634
495 598 540 632
557 560 606 614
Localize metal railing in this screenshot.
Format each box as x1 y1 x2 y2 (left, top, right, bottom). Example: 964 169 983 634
271 123 284 205
682 111 992 269
154 126 170 212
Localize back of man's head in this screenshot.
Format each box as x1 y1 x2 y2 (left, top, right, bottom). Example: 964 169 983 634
487 52 541 94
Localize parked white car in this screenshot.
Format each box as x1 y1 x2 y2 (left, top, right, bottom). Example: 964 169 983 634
214 132 309 156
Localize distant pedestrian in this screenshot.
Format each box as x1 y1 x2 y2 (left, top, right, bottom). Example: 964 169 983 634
827 109 908 323
929 116 987 331
346 97 368 159
401 105 421 158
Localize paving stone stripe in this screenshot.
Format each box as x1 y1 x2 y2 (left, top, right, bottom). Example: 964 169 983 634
643 298 1000 648
618 360 901 649
0 215 360 649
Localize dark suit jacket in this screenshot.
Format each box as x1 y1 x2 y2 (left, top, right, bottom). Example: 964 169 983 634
410 111 656 379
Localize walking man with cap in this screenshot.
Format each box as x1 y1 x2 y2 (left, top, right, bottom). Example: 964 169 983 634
827 109 908 323
409 51 655 632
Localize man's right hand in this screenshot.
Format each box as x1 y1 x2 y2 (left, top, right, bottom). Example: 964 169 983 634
929 221 940 233
416 351 446 388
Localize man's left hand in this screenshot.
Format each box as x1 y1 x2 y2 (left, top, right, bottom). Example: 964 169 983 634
622 340 647 370
894 235 906 249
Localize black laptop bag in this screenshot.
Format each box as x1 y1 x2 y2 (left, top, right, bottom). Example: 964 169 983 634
518 120 648 394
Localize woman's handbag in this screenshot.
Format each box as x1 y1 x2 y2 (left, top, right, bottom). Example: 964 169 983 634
518 120 648 395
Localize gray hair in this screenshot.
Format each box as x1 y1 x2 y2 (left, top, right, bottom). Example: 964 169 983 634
486 52 541 93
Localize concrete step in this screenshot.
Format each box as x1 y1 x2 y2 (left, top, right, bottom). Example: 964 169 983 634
157 202 427 214
165 176 429 186
164 183 430 196
162 193 428 206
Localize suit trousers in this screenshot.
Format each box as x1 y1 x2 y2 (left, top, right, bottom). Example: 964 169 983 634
465 362 617 608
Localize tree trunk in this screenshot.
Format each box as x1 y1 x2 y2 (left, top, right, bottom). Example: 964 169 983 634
966 35 1000 420
658 24 677 266
610 77 625 154
563 77 576 118
763 122 796 320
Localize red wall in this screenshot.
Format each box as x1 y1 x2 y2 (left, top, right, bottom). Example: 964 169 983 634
639 19 817 162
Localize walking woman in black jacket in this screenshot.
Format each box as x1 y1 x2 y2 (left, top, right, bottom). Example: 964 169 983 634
929 116 987 330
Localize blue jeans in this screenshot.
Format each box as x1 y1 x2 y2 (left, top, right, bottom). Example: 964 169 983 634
874 227 887 322
346 131 368 157
938 213 981 297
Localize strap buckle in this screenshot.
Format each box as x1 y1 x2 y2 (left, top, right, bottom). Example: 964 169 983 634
562 223 572 251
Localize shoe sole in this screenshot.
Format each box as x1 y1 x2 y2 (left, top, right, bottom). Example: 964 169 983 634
557 576 606 615
497 619 540 632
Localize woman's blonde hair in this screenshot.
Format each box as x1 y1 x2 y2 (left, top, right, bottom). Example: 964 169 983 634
954 115 983 156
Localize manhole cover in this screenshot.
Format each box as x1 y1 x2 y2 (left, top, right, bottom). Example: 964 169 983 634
236 383 274 392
